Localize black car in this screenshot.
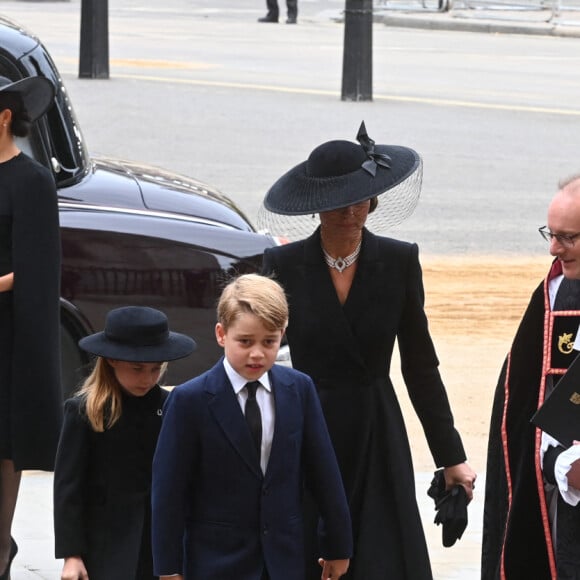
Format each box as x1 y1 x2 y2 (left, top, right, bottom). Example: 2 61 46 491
0 15 282 397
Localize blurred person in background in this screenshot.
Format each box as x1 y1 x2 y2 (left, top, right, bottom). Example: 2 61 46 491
258 0 297 24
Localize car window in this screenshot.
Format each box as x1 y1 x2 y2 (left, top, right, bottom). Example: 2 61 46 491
0 58 87 185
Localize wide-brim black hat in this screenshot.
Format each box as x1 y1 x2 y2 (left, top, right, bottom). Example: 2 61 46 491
256 122 422 240
0 76 55 122
79 306 196 362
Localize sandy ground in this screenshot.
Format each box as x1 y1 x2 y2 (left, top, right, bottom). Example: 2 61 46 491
392 254 550 473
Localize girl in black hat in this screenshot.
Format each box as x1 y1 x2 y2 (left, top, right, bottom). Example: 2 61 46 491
53 306 196 580
0 75 58 579
259 123 476 580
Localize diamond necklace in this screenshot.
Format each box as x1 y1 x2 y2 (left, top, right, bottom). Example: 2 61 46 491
322 239 362 273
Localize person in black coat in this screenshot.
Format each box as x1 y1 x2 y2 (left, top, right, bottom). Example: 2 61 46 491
53 306 196 580
0 75 59 579
258 122 477 579
482 175 580 580
258 0 297 23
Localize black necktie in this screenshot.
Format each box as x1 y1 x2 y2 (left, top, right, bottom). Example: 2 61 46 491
245 381 262 460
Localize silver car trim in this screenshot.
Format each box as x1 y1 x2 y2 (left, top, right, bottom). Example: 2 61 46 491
57 201 240 230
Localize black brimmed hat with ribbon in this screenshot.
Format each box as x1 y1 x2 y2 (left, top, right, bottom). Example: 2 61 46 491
79 306 196 362
0 76 55 122
257 121 423 240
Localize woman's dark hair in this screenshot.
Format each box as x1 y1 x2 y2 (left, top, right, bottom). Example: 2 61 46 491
369 197 378 214
0 93 32 138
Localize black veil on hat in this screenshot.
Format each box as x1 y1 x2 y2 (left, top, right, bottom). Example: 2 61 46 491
0 76 55 122
256 121 422 240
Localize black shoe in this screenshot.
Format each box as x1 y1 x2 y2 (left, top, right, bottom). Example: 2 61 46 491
258 14 279 22
286 16 297 23
0 538 17 580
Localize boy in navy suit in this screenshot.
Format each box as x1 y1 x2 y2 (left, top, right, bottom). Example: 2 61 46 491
152 274 352 580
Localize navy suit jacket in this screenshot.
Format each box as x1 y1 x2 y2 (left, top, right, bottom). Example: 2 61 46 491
152 359 352 580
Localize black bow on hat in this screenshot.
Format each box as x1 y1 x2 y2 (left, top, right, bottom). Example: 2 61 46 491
427 469 468 547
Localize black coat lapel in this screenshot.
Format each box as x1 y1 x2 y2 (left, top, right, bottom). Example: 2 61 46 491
206 364 262 478
342 228 380 320
302 229 372 373
264 368 298 480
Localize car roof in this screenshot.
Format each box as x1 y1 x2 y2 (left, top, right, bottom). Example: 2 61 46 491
0 16 41 58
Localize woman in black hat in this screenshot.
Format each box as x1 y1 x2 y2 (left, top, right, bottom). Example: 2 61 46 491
53 306 196 580
0 75 59 578
259 123 476 580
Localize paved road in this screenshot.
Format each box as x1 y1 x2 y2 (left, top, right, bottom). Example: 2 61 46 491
10 470 484 579
3 0 580 255
0 1 574 577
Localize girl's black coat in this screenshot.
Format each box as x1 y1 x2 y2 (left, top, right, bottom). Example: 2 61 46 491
54 385 168 580
263 227 466 580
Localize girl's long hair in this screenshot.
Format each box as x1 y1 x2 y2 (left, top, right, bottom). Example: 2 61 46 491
77 357 123 432
76 358 168 432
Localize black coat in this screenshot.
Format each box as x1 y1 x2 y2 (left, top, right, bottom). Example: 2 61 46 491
0 153 62 470
263 227 466 580
54 385 168 580
152 361 352 579
482 267 565 580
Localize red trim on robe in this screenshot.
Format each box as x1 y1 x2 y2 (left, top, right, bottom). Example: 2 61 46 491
499 353 513 580
535 274 557 579
499 268 575 580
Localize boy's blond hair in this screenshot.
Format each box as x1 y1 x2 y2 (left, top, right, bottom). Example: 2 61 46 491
217 274 288 332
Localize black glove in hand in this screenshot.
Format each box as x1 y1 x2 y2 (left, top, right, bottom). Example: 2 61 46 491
427 469 468 547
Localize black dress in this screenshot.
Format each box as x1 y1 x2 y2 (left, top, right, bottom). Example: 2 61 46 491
0 152 62 470
54 385 168 580
263 227 466 580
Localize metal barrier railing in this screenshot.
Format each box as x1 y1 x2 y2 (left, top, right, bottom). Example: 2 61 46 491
375 0 580 24
552 0 580 24
376 0 453 12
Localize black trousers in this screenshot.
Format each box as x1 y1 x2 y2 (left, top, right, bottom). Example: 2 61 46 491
266 0 298 19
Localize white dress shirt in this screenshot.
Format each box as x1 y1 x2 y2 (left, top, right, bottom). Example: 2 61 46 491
223 358 275 474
